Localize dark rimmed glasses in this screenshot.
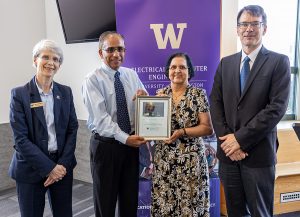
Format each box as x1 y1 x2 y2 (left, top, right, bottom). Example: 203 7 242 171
102 46 126 53
237 21 264 30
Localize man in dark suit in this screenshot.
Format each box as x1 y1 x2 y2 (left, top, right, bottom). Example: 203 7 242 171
210 5 290 217
9 39 78 217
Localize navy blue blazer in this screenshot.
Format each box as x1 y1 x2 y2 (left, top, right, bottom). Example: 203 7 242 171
9 77 78 183
210 46 290 167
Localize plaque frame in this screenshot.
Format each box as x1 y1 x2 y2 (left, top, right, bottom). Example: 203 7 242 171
135 96 171 140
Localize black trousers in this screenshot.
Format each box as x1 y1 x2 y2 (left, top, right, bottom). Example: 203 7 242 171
219 161 275 217
90 134 139 217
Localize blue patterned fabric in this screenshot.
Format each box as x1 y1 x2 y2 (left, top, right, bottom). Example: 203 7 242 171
114 71 131 134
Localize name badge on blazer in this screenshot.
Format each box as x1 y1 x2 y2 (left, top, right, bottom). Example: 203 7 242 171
30 102 44 108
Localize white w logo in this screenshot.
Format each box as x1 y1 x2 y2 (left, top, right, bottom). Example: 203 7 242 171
150 23 187 49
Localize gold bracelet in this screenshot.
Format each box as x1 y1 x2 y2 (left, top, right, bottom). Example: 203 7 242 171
182 128 187 136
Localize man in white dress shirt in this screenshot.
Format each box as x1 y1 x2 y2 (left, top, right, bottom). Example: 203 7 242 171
82 31 147 217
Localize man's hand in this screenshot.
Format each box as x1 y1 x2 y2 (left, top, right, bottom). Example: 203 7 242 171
132 89 148 101
126 135 147 147
44 164 66 187
219 134 240 156
228 149 248 161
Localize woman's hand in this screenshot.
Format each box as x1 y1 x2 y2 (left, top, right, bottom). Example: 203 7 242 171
156 89 167 97
164 129 184 144
44 164 66 187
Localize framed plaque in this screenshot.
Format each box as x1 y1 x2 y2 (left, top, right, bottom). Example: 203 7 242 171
136 96 171 140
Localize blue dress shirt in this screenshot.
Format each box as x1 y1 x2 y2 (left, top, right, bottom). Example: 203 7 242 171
35 78 57 152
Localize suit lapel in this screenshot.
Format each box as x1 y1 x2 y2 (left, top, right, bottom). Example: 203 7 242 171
29 78 47 130
239 46 269 103
233 52 243 99
53 82 62 133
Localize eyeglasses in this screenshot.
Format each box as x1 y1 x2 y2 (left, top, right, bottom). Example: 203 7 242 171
102 46 126 53
237 22 264 30
169 65 188 71
39 55 61 63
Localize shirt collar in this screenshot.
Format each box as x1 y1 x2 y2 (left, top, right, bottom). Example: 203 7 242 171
241 44 262 63
34 76 53 95
101 62 120 78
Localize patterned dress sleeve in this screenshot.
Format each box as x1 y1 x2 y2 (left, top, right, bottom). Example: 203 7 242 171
196 88 210 113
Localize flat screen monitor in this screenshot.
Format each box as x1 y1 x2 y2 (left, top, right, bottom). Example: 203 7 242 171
292 123 300 141
56 0 116 44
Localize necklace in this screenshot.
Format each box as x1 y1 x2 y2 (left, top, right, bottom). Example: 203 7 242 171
172 89 185 100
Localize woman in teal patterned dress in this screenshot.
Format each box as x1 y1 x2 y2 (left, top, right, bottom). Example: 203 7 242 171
151 53 213 217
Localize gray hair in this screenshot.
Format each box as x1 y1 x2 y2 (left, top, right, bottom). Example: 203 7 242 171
98 31 125 50
32 39 64 66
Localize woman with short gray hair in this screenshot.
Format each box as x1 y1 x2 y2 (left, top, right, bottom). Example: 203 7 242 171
9 39 78 217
